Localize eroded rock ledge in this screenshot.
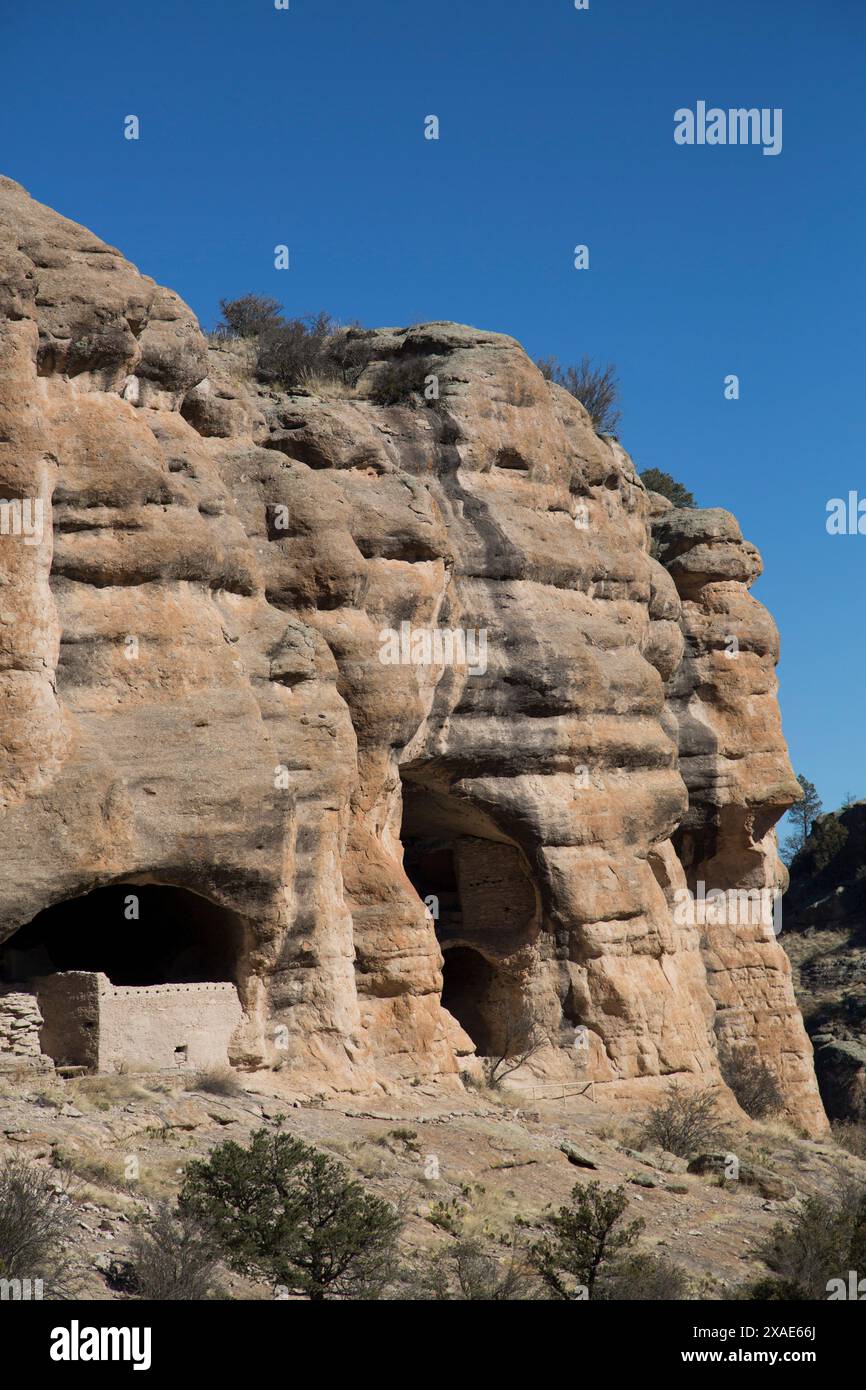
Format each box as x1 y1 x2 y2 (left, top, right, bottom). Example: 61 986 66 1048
0 177 826 1132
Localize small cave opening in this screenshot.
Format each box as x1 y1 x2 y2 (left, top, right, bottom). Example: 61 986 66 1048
440 946 496 1054
0 882 241 988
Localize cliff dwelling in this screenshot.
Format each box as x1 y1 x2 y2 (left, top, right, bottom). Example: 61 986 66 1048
0 884 245 1074
0 176 830 1134
400 780 540 1057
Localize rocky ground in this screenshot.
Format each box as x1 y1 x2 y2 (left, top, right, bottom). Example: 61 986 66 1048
2 1066 862 1301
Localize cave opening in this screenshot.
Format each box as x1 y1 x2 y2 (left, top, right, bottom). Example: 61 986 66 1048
401 838 462 936
440 946 496 1055
399 779 539 1055
0 882 241 988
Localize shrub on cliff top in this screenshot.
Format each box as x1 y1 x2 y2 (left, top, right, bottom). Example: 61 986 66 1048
215 294 284 340
639 467 696 508
255 311 338 390
214 298 377 393
368 353 438 406
536 355 622 435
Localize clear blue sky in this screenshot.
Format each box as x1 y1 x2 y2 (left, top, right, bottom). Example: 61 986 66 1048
2 0 864 826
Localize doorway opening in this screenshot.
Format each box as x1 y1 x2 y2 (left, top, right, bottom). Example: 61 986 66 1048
440 946 496 1053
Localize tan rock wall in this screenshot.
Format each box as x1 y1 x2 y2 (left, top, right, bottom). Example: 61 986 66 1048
0 176 827 1131
653 500 826 1132
35 972 99 1069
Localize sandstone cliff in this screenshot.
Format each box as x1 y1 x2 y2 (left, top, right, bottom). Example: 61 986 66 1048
0 177 826 1132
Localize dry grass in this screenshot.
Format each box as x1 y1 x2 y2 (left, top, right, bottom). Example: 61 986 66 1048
70 1074 151 1110
185 1068 245 1099
591 1117 636 1147
52 1139 188 1202
832 1119 866 1159
24 1076 68 1109
302 370 358 400
736 1115 812 1159
51 1144 130 1192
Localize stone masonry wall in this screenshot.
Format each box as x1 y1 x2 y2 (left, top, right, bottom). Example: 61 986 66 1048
96 978 244 1073
0 987 46 1069
33 973 244 1072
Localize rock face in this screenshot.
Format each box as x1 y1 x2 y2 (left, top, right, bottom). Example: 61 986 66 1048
0 177 826 1130
649 498 824 1129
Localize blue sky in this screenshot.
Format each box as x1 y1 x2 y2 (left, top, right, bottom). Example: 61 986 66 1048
1 0 863 826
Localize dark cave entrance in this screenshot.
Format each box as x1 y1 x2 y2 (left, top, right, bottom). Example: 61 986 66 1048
0 882 241 988
401 839 462 936
440 947 496 1054
399 780 539 1055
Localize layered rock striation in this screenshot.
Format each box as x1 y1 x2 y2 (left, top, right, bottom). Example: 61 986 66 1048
0 177 826 1130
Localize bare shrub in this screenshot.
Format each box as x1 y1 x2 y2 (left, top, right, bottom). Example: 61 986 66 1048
417 1232 540 1300
368 354 437 406
327 327 379 387
126 1204 222 1300
212 298 376 395
255 311 338 390
639 1083 731 1159
0 1158 79 1296
720 1047 785 1119
485 1003 547 1089
536 355 621 435
187 1068 244 1098
215 295 284 340
597 1251 690 1300
742 1184 866 1299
